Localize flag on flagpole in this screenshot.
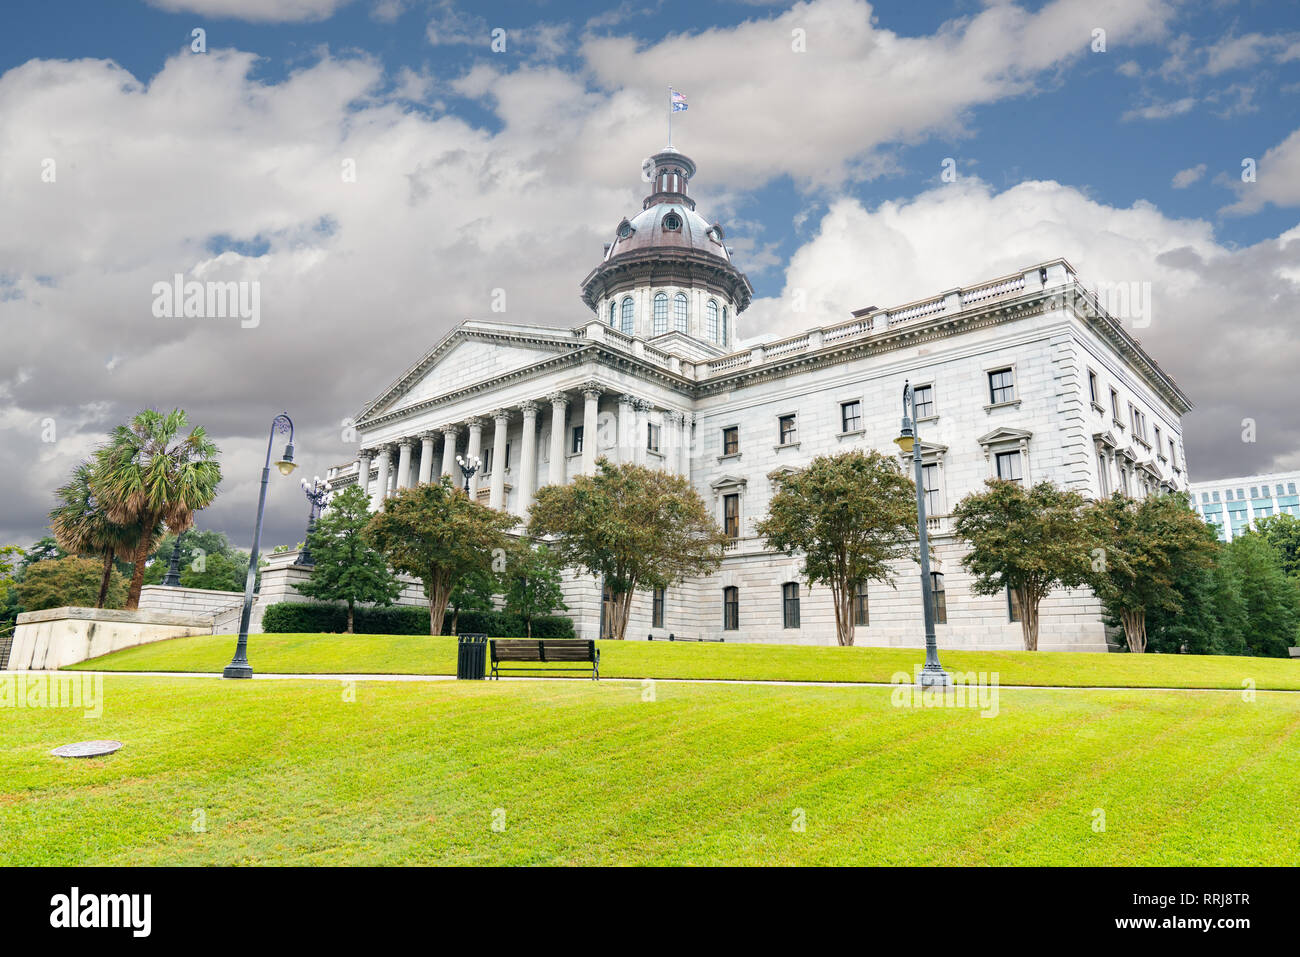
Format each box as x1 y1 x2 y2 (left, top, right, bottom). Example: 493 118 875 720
670 88 688 112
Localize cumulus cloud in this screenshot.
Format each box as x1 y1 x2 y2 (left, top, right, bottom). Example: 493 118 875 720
742 178 1300 482
144 0 353 22
1222 128 1300 215
1171 163 1206 188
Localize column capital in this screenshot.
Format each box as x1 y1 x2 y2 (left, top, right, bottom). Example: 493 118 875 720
396 437 414 449
376 444 395 458
465 416 486 431
547 392 570 408
519 400 539 416
440 424 461 438
618 393 637 406
493 408 512 423
581 381 603 399
664 409 684 425
634 397 653 412
419 431 439 443
357 448 376 460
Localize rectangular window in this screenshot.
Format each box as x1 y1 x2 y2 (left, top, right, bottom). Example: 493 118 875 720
647 422 660 453
779 413 798 445
572 426 584 455
995 450 1023 483
988 368 1015 404
1008 586 1022 623
504 442 511 469
652 587 665 629
854 581 869 627
913 384 934 419
782 582 800 629
921 462 940 513
724 493 740 539
1096 449 1109 496
840 400 862 433
482 447 493 475
1110 389 1120 420
722 426 739 456
1087 370 1099 405
930 572 947 625
1153 425 1162 452
723 586 739 631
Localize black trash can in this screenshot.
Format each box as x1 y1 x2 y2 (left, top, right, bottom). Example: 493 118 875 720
456 633 488 680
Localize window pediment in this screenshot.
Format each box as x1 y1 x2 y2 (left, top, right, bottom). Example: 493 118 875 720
977 427 1032 447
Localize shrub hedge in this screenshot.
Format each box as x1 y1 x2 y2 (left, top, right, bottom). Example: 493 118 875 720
261 602 574 638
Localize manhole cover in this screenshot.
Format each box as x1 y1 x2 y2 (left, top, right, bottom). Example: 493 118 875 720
50 740 123 759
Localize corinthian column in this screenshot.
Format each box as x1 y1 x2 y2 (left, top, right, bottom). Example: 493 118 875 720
633 399 650 466
440 425 460 477
396 438 414 489
679 414 693 479
417 433 435 484
489 409 509 510
356 449 372 502
517 401 539 517
617 394 635 464
547 393 569 486
373 446 392 509
465 417 485 497
581 384 601 475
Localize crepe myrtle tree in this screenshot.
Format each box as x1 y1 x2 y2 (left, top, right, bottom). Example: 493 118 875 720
757 450 918 647
296 485 401 634
1087 491 1223 654
951 479 1095 651
366 477 515 636
90 409 222 610
528 459 726 640
502 541 568 638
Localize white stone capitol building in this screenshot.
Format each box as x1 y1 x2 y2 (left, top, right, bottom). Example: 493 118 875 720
328 147 1193 651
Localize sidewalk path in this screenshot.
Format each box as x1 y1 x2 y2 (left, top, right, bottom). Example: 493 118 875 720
27 669 1298 694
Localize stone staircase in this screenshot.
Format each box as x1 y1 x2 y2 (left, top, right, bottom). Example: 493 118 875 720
211 600 245 635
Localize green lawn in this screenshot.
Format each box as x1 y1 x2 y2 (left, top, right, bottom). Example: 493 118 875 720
68 632 1300 690
3 674 1298 865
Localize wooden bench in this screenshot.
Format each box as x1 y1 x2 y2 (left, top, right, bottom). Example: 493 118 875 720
489 639 600 681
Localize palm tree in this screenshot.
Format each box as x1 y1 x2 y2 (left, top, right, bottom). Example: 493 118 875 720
91 409 222 610
49 461 147 608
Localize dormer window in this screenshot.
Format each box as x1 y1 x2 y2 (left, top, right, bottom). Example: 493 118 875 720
662 212 682 231
617 221 634 239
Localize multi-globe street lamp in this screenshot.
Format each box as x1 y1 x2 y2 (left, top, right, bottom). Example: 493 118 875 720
455 453 481 495
161 530 186 586
223 412 297 680
894 381 952 688
298 476 331 567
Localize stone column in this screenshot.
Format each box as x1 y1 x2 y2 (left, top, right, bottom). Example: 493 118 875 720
617 394 635 464
396 438 414 489
517 401 539 517
633 399 650 466
466 417 485 497
489 409 509 510
373 446 392 509
679 414 693 479
581 384 601 475
417 433 436 485
664 411 683 474
356 449 372 502
440 425 460 477
547 393 569 486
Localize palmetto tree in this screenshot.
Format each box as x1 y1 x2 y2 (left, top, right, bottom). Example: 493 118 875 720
91 409 222 609
49 462 148 609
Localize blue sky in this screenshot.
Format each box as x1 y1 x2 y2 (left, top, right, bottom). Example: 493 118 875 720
2 0 1299 547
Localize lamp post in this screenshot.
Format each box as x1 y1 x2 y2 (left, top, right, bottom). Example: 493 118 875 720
895 381 951 688
298 476 331 567
455 453 481 495
223 412 297 680
161 530 186 586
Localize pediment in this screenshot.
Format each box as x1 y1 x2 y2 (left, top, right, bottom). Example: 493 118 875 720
710 473 748 490
977 427 1033 446
1092 430 1119 449
360 321 580 420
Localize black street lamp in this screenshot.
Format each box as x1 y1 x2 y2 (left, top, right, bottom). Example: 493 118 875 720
161 530 186 586
455 453 481 495
223 413 297 680
298 476 331 566
895 381 951 688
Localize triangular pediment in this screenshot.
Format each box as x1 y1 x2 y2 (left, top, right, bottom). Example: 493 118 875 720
710 473 748 490
360 321 583 420
977 427 1033 446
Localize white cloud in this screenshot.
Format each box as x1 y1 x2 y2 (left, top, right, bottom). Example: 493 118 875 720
1171 163 1206 188
144 0 352 22
1121 95 1196 121
1222 128 1300 214
743 177 1300 481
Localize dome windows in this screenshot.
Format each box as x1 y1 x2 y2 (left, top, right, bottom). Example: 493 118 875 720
608 301 617 327
653 293 668 335
706 299 719 341
674 293 688 333
620 297 634 335
662 212 682 231
617 221 635 239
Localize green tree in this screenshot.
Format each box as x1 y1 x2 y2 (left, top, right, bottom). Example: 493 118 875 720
0 545 24 605
366 477 515 635
1224 532 1300 658
448 566 498 634
295 485 401 633
18 537 65 574
528 460 726 640
1253 513 1300 581
756 450 917 646
92 408 223 610
143 528 249 592
503 542 568 637
49 462 148 608
1087 492 1219 653
952 480 1095 651
16 556 127 612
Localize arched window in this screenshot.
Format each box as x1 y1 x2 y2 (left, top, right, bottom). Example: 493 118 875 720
706 299 719 341
653 292 668 335
620 297 634 335
721 305 728 344
673 292 688 333
608 301 617 327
